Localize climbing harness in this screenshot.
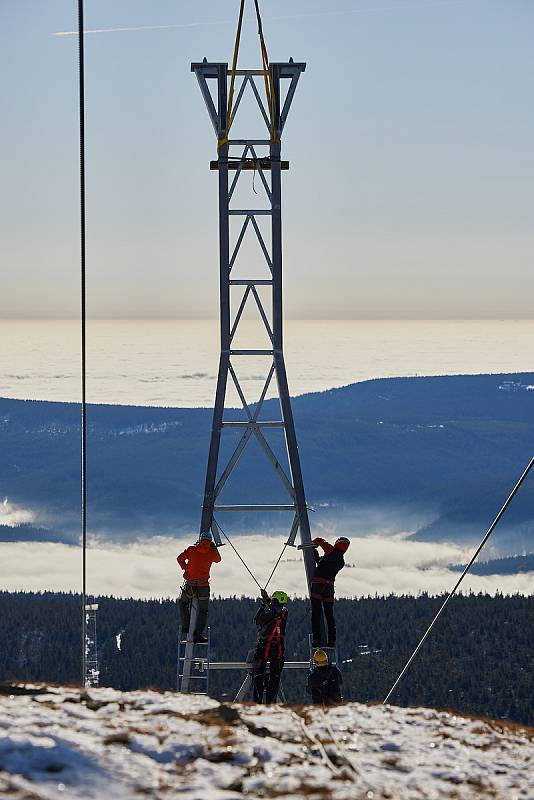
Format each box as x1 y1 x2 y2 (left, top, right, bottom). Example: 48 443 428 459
218 0 278 149
263 613 284 659
383 455 534 704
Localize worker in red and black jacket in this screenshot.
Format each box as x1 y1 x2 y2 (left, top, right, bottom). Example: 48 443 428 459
311 536 350 647
177 531 221 643
251 590 288 703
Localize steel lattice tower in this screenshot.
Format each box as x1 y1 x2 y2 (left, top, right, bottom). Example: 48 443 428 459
191 58 316 590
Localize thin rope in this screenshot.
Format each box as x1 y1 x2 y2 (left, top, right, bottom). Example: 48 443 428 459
218 0 244 147
253 0 277 142
77 0 87 688
264 543 288 592
383 456 534 705
219 0 277 147
221 0 245 147
217 521 263 592
216 519 288 594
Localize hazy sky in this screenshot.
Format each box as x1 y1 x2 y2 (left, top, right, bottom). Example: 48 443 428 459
2 0 533 319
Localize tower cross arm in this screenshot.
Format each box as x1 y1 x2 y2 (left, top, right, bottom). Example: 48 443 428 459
269 62 306 76
191 61 227 76
191 62 306 76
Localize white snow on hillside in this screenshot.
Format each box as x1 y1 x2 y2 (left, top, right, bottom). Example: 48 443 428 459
0 686 533 799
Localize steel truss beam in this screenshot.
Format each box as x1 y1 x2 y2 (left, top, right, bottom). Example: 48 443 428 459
185 59 314 694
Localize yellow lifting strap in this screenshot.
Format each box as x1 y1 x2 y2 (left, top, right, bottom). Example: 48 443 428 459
218 0 278 149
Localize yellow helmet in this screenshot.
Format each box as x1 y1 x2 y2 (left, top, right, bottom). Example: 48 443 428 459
313 649 329 667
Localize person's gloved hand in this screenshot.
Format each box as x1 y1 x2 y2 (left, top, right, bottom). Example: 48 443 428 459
261 588 270 603
312 537 323 546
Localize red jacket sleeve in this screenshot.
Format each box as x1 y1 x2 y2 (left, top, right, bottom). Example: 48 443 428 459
313 537 334 555
177 546 192 570
211 545 222 564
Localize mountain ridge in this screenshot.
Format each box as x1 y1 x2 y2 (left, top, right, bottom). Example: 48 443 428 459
1 372 534 551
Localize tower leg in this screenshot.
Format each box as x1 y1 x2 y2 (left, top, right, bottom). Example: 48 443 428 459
200 142 230 540
271 139 315 594
274 352 315 590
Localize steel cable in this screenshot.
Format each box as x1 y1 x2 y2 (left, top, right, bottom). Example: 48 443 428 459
219 0 277 146
218 523 263 593
215 519 289 595
383 456 534 704
263 543 288 592
222 0 245 145
77 0 88 688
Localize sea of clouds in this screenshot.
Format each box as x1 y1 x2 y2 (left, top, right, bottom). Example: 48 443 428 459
1 534 533 599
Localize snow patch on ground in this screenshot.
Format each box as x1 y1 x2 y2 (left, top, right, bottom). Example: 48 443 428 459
0 686 533 799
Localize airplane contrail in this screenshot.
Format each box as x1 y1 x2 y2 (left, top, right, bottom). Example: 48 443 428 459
52 1 467 37
53 19 233 37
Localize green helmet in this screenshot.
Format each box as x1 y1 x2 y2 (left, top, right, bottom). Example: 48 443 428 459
271 590 288 605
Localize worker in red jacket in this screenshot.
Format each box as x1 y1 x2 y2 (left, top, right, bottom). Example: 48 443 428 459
310 536 350 648
177 531 221 643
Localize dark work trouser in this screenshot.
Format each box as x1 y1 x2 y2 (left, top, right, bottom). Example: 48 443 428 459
311 581 336 645
179 582 210 636
252 648 284 704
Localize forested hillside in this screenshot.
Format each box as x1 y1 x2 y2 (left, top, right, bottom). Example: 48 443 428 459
1 591 532 727
451 553 534 575
2 372 534 549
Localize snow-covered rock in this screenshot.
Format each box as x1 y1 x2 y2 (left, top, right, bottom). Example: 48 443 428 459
0 685 533 799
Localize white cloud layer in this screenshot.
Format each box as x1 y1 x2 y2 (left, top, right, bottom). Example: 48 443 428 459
0 499 34 527
1 535 533 599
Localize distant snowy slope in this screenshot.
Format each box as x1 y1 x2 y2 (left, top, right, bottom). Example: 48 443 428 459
1 686 533 799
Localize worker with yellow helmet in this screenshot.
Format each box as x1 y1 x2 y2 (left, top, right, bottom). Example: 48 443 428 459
307 649 343 705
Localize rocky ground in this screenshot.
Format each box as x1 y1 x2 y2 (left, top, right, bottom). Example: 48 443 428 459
0 685 533 799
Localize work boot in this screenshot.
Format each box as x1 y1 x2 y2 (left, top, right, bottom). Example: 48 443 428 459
193 634 208 644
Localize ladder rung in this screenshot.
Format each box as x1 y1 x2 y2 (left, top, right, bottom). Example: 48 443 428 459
179 656 209 663
178 641 210 646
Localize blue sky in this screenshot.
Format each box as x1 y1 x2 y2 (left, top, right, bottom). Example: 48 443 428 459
2 0 533 318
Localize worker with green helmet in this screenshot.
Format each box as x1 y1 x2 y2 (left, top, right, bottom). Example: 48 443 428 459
306 649 343 705
250 588 289 703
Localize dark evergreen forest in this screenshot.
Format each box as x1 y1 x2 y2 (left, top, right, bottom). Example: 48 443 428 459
0 591 532 727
